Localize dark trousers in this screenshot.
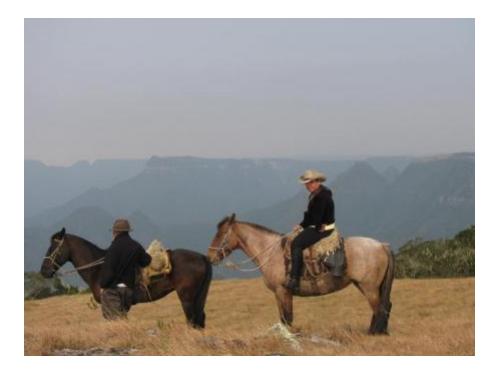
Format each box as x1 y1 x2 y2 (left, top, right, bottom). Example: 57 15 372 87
290 227 331 279
101 287 134 320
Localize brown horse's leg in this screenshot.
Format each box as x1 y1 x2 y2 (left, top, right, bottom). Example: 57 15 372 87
91 285 102 304
176 289 199 328
190 258 212 329
275 287 293 326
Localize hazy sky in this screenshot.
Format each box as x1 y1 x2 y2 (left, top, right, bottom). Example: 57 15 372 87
25 19 474 166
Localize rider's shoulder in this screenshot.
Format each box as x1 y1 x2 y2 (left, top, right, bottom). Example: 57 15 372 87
318 185 332 197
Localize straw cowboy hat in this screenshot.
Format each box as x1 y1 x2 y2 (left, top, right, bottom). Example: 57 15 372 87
111 218 132 232
299 169 327 184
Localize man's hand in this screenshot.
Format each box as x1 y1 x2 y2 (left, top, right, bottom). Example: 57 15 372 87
293 225 303 232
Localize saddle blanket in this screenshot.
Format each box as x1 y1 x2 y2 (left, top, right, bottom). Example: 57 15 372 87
288 226 342 259
283 227 344 279
140 239 172 286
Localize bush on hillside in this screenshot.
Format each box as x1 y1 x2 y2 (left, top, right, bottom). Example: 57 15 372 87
24 272 79 300
395 225 475 278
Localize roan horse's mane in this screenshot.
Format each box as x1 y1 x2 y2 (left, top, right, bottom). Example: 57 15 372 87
217 216 282 236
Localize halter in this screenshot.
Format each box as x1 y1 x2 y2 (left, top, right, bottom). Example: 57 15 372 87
208 225 233 260
209 221 295 272
43 234 106 277
43 237 66 270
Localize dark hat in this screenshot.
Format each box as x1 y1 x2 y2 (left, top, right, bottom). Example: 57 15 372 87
111 218 132 232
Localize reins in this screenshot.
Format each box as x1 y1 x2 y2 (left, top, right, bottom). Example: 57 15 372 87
221 236 284 272
212 224 295 272
56 258 105 276
44 236 105 277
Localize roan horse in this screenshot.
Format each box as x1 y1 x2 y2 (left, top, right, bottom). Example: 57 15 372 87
40 228 212 328
207 214 395 334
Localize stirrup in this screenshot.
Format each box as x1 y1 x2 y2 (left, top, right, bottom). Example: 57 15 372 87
332 267 345 277
285 277 300 291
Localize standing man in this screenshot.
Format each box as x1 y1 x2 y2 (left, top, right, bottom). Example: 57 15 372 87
285 170 335 291
100 218 152 320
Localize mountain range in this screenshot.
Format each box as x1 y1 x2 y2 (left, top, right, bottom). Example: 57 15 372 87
25 159 147 218
24 153 474 281
26 157 357 227
243 153 474 246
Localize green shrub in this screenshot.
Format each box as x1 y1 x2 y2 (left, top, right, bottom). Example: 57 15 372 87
24 272 80 300
395 225 475 278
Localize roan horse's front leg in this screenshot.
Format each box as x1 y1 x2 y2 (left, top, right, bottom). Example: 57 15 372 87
274 287 293 326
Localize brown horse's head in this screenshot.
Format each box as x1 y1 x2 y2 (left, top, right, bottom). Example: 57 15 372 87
40 227 70 278
207 213 239 264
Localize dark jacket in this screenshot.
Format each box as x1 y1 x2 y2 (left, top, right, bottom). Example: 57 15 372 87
100 232 152 289
300 185 335 230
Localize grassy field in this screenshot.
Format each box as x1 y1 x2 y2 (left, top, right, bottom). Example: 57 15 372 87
24 277 474 355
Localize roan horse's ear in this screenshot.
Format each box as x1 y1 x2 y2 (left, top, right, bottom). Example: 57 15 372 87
229 213 236 223
59 227 66 237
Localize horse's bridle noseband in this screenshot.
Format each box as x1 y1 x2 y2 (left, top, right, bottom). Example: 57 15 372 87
208 225 233 260
43 237 66 270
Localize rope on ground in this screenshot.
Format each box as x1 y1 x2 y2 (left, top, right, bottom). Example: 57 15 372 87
267 322 303 351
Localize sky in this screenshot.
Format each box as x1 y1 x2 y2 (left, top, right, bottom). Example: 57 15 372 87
24 18 474 166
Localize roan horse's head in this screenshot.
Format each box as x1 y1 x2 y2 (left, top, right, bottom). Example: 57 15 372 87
40 227 70 278
207 213 239 264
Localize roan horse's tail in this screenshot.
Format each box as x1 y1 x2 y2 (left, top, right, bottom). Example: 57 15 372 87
376 243 395 334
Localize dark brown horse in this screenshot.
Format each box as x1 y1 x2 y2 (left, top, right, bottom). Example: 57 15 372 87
207 214 395 334
40 228 212 328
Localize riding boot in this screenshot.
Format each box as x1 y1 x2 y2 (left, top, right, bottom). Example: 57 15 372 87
285 245 303 291
285 277 299 291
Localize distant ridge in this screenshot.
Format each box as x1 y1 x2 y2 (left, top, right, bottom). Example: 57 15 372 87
25 153 474 282
244 152 474 249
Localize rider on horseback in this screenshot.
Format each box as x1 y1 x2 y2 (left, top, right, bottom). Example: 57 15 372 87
285 169 335 291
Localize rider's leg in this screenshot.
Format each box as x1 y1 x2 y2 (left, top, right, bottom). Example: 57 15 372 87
286 228 326 290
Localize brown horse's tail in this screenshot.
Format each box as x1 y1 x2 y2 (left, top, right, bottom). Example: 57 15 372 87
193 255 212 329
376 243 395 334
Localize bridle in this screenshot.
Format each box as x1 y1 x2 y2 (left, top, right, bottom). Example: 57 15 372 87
208 225 233 261
43 237 66 270
42 235 106 277
208 222 295 272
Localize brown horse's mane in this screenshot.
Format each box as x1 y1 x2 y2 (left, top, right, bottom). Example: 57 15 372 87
216 216 231 229
67 233 107 255
216 216 282 236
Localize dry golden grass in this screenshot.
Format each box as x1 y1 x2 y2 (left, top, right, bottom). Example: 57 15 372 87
24 277 474 355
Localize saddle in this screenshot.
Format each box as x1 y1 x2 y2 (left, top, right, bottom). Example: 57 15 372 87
140 239 173 286
282 227 345 281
